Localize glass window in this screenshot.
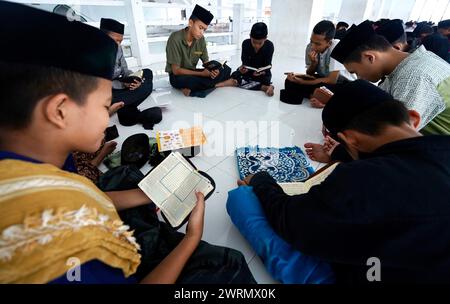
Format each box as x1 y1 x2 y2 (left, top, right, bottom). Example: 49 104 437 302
410 0 450 23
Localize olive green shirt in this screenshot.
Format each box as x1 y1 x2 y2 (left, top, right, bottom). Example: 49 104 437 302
422 77 450 135
165 28 209 74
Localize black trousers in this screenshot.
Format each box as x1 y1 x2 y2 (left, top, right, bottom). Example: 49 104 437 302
120 205 257 284
231 70 272 90
98 169 256 284
281 77 338 105
169 65 232 97
112 68 153 107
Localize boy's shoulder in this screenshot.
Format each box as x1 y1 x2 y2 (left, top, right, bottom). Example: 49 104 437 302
263 39 274 50
168 28 186 43
265 39 274 46
242 39 274 51
242 38 252 46
402 47 450 74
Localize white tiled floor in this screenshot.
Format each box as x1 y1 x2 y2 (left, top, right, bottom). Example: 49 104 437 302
106 51 325 284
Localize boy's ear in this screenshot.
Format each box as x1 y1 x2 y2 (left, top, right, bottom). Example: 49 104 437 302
337 130 360 160
43 94 71 129
362 51 376 64
392 43 401 51
337 131 349 146
408 110 422 130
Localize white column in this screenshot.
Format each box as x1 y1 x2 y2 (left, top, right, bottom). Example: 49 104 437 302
309 0 326 36
270 0 315 58
338 0 370 24
379 0 394 19
124 0 151 67
363 0 381 21
232 3 244 48
257 0 263 19
217 0 223 19
387 0 417 21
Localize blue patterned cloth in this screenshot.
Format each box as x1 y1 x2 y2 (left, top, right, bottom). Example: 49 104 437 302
236 146 315 183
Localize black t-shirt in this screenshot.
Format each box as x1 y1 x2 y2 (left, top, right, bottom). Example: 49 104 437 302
250 136 450 284
422 33 450 62
241 38 274 73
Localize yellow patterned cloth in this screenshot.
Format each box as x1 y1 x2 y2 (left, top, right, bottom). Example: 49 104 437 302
0 159 141 283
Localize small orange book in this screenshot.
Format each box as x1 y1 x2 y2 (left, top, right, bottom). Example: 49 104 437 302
312 86 334 104
156 126 206 152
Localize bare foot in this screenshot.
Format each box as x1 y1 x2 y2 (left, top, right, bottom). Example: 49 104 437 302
215 78 238 88
262 85 275 97
310 98 325 109
91 141 117 167
323 136 340 156
181 88 191 97
304 143 331 163
109 102 125 116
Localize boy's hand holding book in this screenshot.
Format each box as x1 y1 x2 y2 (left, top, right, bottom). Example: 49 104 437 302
201 68 219 79
239 65 248 74
210 69 220 79
124 79 142 91
185 192 205 243
138 152 214 229
121 70 144 87
252 71 266 77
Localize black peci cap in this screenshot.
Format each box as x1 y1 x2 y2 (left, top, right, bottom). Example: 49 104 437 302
1 1 117 80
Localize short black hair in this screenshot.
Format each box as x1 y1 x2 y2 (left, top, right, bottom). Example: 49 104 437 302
438 19 450 29
393 32 407 45
189 15 199 22
0 61 99 129
250 22 268 39
414 24 434 37
336 22 349 29
376 19 390 27
313 20 336 41
344 99 410 136
343 34 392 63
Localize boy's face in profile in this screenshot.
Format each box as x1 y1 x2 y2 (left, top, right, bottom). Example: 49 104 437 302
250 37 266 52
66 78 112 154
439 27 450 37
107 31 124 45
344 57 384 83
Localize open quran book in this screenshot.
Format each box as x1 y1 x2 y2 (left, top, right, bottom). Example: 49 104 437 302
121 70 144 83
278 162 339 196
138 152 215 228
244 65 272 73
203 60 227 71
284 73 316 80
